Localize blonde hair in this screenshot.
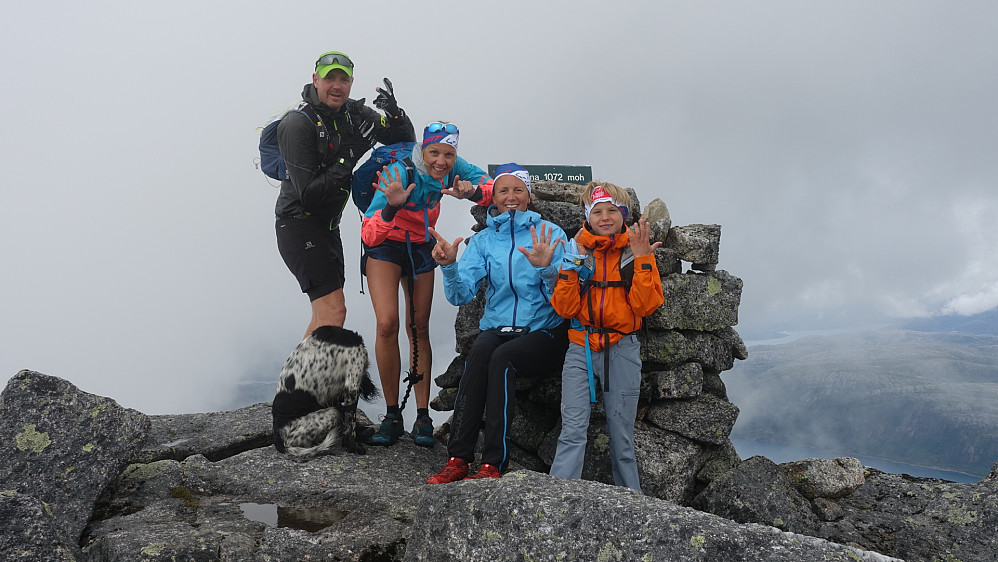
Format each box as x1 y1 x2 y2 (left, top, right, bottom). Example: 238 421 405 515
580 181 631 208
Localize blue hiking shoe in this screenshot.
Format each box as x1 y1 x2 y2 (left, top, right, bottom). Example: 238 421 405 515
412 415 435 448
369 412 404 446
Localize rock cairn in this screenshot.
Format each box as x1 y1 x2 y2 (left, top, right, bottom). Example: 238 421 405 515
430 181 748 503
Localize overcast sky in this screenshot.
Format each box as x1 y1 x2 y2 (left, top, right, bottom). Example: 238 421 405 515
2 1 997 415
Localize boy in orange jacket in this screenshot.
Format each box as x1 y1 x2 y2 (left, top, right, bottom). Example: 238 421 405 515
548 182 664 491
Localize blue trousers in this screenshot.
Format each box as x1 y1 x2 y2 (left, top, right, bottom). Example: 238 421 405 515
549 334 642 492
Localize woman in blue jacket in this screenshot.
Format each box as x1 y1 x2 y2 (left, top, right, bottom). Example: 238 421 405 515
425 163 570 482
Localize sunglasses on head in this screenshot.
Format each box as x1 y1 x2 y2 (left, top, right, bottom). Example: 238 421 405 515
315 53 354 68
426 122 459 134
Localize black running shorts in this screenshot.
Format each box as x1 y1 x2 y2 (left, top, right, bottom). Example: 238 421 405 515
276 216 345 301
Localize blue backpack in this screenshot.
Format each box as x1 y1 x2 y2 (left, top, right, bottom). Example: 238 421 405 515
351 142 414 212
350 142 457 213
258 104 326 182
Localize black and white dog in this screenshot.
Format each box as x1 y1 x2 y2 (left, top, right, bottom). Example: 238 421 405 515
272 325 379 459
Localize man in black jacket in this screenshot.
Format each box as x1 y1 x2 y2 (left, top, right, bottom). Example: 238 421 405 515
275 51 415 339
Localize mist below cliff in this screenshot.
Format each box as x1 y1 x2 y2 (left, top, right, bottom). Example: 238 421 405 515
725 323 998 479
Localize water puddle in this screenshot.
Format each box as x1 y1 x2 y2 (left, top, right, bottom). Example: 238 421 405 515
238 503 348 533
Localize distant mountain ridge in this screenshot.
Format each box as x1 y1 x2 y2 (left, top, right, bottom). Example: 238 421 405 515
900 308 998 335
725 328 998 477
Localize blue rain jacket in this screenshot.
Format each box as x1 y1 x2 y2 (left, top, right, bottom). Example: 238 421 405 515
440 207 567 331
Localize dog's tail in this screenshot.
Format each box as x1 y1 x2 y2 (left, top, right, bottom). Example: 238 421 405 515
281 429 341 461
360 371 379 402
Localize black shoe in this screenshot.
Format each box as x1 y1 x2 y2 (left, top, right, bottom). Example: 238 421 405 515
369 412 404 446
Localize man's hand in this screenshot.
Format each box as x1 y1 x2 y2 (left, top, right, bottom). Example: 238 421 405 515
373 77 403 119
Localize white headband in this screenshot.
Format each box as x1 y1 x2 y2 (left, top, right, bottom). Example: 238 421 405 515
584 185 622 216
494 169 532 193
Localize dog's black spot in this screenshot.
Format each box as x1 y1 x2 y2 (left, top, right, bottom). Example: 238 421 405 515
272 389 324 451
310 325 365 348
273 389 322 421
285 374 296 391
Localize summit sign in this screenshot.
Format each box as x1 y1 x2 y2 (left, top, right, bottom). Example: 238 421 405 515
487 164 592 185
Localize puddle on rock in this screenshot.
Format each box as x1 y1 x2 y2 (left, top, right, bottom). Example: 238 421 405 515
238 503 348 533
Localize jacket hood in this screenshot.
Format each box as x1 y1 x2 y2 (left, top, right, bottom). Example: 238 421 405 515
409 142 429 176
301 83 320 106
410 143 448 182
300 83 353 118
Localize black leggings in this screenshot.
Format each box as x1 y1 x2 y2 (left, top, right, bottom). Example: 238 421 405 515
447 323 569 470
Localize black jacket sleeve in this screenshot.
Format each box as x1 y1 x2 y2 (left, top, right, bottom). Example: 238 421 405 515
353 103 416 145
276 110 352 220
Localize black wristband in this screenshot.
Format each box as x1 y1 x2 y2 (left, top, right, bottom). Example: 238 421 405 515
468 186 484 203
381 203 403 221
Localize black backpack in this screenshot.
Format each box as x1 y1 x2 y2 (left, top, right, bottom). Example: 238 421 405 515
257 104 327 182
581 245 636 293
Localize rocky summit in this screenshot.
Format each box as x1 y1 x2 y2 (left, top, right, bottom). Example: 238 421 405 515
2 181 996 561
2 371 996 561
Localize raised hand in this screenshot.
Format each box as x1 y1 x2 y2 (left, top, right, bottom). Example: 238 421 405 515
373 78 401 118
627 218 662 257
518 224 563 267
375 165 415 208
441 175 476 199
428 227 464 266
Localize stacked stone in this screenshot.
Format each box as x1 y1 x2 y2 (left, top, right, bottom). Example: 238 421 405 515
430 181 748 505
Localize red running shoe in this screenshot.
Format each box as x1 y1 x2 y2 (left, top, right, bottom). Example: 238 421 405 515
426 457 469 484
464 463 501 480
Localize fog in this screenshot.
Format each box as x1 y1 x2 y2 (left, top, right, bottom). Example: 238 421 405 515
3 1 997 416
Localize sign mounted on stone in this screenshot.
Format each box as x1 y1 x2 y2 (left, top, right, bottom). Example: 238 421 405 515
487 164 593 185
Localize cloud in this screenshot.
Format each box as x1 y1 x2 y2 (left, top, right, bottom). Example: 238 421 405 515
3 0 998 413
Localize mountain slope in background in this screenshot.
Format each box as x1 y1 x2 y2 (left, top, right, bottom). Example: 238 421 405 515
724 328 998 478
901 308 998 335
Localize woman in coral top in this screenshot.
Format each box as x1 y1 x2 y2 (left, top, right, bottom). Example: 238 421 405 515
361 122 492 447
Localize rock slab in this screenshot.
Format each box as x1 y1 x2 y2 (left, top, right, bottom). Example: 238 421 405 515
406 470 901 562
0 370 149 545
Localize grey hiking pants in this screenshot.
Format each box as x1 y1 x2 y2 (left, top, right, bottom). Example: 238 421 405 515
549 334 642 492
